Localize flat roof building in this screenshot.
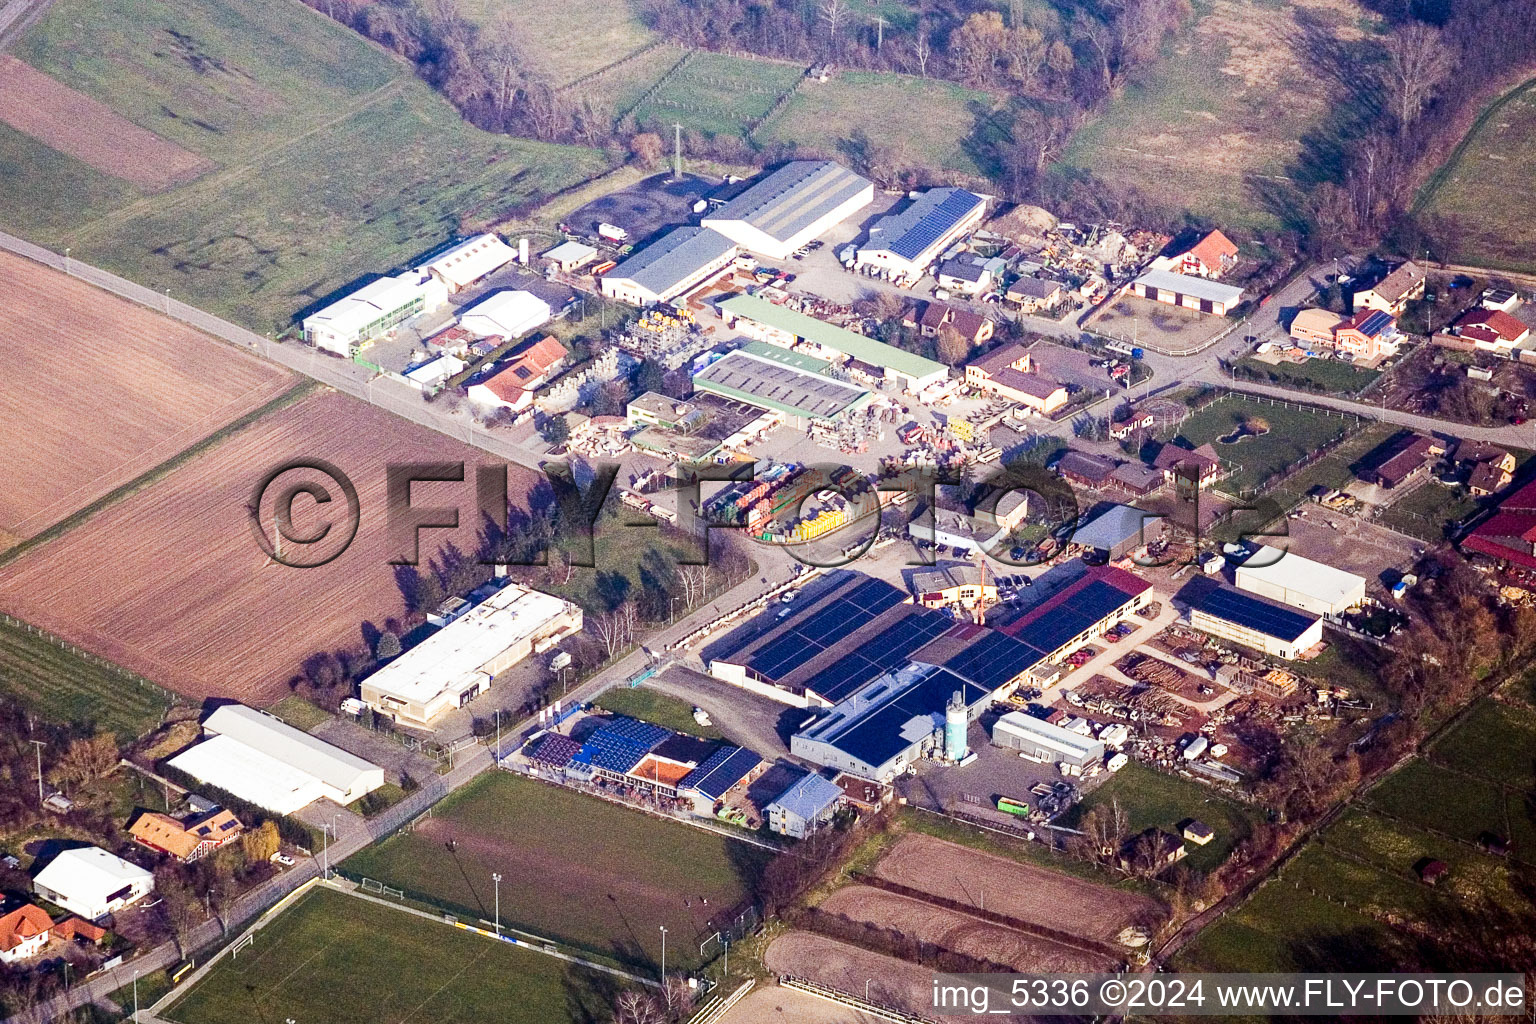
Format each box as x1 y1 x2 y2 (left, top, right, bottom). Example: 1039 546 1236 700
691 342 871 427
1132 269 1244 316
599 226 738 307
458 290 553 340
1070 504 1165 562
301 270 448 356
542 239 598 272
361 583 582 726
169 704 385 814
33 848 154 922
702 161 873 260
1234 545 1366 618
992 710 1104 767
855 187 987 284
717 292 948 392
1184 579 1323 660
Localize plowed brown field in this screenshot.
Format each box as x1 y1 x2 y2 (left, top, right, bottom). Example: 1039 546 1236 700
0 391 539 703
0 251 293 546
871 833 1163 941
0 56 214 188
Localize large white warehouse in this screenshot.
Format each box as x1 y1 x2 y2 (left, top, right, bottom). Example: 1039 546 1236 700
458 289 553 339
361 582 582 727
1234 545 1366 618
301 270 447 356
702 161 873 260
991 711 1104 768
169 704 385 814
33 848 154 921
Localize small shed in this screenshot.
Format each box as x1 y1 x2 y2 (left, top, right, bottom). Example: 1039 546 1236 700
1182 820 1215 846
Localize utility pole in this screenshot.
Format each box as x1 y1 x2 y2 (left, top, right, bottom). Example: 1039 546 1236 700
30 741 44 805
875 15 884 52
659 925 668 981
672 123 683 181
133 971 139 1024
492 873 502 936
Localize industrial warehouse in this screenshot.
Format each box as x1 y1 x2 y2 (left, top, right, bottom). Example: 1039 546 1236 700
360 582 583 726
1231 544 1367 618
701 160 874 259
1182 578 1324 660
716 292 949 392
690 342 871 427
854 187 989 285
597 225 738 307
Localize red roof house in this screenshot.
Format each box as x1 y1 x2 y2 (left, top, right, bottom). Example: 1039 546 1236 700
1175 230 1240 279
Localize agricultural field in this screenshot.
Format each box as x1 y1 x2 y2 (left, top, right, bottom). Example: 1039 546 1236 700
0 390 540 705
1162 393 1361 495
1058 0 1380 227
164 886 625 1024
343 771 769 969
0 0 608 332
0 616 171 736
869 833 1163 942
756 72 996 177
633 50 803 139
1416 77 1536 273
1056 762 1258 874
0 252 296 551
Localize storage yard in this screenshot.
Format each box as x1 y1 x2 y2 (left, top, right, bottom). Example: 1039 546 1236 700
0 251 295 549
0 391 538 703
343 770 769 970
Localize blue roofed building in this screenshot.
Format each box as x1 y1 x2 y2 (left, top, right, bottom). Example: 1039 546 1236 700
765 772 846 837
1181 578 1323 660
855 188 988 286
998 561 1154 671
677 746 765 815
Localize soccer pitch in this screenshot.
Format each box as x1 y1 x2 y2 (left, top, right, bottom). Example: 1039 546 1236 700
163 887 627 1024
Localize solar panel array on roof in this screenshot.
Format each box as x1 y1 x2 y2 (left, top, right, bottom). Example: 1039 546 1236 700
1193 585 1319 642
800 608 953 703
745 577 905 680
879 189 985 262
1007 580 1135 657
680 746 764 800
922 628 1042 690
525 732 581 769
814 668 987 772
1357 310 1393 337
581 716 670 774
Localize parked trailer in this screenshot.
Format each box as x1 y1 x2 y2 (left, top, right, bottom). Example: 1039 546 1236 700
997 796 1031 816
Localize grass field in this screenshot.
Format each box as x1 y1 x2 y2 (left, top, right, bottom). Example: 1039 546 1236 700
1163 393 1361 495
592 687 725 740
1233 356 1381 396
165 887 625 1024
265 695 333 732
1056 762 1258 873
1428 698 1536 791
1059 0 1378 227
756 72 995 175
633 50 802 138
0 616 170 736
459 0 655 88
0 0 608 332
1416 77 1536 273
343 771 768 969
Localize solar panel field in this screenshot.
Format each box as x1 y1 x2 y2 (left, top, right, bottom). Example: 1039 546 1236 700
342 770 770 970
164 886 626 1024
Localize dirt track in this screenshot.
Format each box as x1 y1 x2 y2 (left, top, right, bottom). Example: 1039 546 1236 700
0 391 539 703
871 833 1163 942
0 251 293 545
0 56 213 188
818 885 1116 972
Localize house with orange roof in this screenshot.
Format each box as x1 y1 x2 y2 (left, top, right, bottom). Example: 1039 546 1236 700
129 807 244 863
1451 307 1531 355
0 904 53 963
1173 230 1239 279
466 335 568 412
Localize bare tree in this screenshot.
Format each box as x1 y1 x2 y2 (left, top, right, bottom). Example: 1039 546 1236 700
819 0 846 52
614 989 665 1024
1382 22 1453 134
474 12 525 121
905 27 932 77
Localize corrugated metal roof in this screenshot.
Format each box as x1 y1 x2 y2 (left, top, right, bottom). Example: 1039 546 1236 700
606 227 735 299
717 293 946 383
1135 269 1244 305
706 161 871 244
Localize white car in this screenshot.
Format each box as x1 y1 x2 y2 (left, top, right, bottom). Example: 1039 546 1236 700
270 852 295 867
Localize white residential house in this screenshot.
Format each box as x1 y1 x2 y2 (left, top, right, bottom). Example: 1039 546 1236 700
32 848 154 921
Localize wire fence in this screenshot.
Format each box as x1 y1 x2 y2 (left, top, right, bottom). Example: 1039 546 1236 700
0 610 179 705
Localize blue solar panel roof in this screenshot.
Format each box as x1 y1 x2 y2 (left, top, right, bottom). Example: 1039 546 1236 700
581 716 671 773
680 746 764 799
925 629 1043 690
1194 585 1319 642
743 576 906 681
1357 310 1393 338
822 668 987 771
800 607 952 703
889 189 985 261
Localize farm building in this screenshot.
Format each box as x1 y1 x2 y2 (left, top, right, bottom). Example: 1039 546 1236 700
717 293 948 392
702 161 874 259
1166 229 1239 279
998 561 1153 666
1353 261 1425 316
1463 478 1536 569
991 710 1104 768
1183 580 1323 660
1057 451 1119 490
964 344 1067 415
1233 545 1366 617
910 564 997 612
542 240 598 272
1360 432 1446 489
1069 504 1164 562
1131 269 1243 316
466 335 568 412
691 342 871 428
422 234 518 292
170 705 385 814
301 270 447 356
1108 462 1164 496
765 773 845 838
598 226 738 307
32 848 153 921
127 808 243 863
458 290 552 340
0 904 53 963
361 582 582 726
854 187 987 284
